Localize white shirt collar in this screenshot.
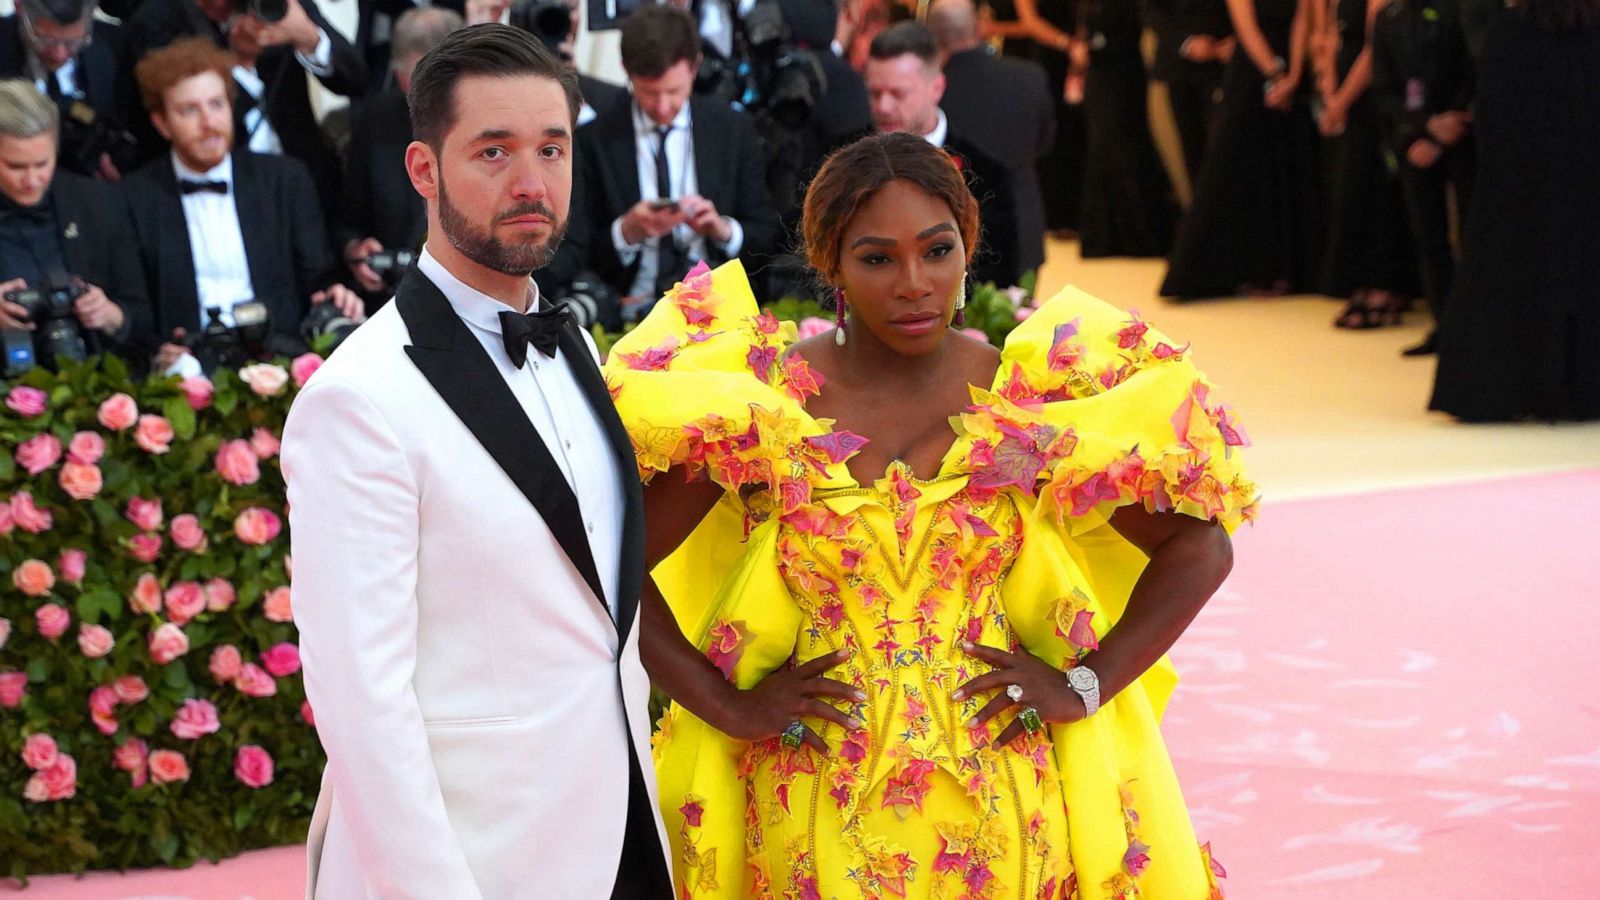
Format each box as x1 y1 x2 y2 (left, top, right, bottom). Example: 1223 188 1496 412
922 108 949 149
172 151 234 186
417 245 541 336
631 98 692 138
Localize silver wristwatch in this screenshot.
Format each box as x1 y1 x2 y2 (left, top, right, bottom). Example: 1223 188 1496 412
1065 665 1101 718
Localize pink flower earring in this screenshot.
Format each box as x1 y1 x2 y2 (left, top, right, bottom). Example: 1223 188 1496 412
834 287 847 346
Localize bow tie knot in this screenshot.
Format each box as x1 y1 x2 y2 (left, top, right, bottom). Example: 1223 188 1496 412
500 304 571 368
180 179 228 196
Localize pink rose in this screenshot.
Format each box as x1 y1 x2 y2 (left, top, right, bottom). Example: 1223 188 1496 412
170 698 221 740
170 514 207 552
261 642 302 677
16 433 63 475
113 738 148 784
125 496 164 531
290 353 323 388
35 603 69 639
249 427 281 459
0 617 9 650
262 586 293 623
113 675 149 704
179 376 214 410
58 548 86 585
210 645 243 683
148 622 189 665
215 440 261 486
12 559 55 597
240 362 291 397
23 754 76 802
235 663 278 698
21 733 58 770
959 327 989 342
164 582 206 625
58 461 103 500
134 415 175 454
88 684 119 735
204 578 236 611
0 503 11 535
67 431 105 465
795 316 833 341
1014 305 1035 322
147 749 190 785
300 700 315 728
77 624 114 658
234 744 275 788
130 573 164 614
127 533 163 563
0 672 27 707
97 393 138 431
5 385 47 417
10 491 52 533
234 507 282 546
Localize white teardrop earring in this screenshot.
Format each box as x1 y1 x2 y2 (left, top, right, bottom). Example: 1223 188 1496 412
834 287 847 346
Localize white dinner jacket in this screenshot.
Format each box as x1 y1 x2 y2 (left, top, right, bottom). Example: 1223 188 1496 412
282 266 667 899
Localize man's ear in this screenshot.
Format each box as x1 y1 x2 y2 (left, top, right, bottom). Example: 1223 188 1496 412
405 140 439 201
150 109 172 143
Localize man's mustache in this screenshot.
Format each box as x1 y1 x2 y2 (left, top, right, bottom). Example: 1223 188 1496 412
496 202 559 225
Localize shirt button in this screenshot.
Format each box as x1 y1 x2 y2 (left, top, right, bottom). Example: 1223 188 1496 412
586 521 595 533
564 439 573 450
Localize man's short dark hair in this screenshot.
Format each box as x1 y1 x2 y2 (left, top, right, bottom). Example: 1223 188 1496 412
409 24 581 150
18 0 94 26
619 4 701 79
869 21 939 67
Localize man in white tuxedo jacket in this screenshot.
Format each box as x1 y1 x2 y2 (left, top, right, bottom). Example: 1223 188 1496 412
282 25 672 899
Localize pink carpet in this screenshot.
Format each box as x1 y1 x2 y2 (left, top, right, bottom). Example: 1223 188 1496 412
11 471 1599 898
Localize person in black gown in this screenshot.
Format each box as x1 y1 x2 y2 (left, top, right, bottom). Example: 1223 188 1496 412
1430 0 1600 421
1149 0 1237 184
1162 0 1322 299
1076 0 1179 257
1011 0 1087 236
1317 0 1420 327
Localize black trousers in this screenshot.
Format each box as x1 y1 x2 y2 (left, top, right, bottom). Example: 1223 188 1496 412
1166 60 1226 184
1397 136 1476 324
608 738 673 899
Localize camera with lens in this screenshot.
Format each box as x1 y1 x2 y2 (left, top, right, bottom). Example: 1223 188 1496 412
185 302 272 373
552 270 621 332
301 299 359 353
365 248 416 285
230 0 289 24
57 100 140 178
1 279 87 375
509 0 575 55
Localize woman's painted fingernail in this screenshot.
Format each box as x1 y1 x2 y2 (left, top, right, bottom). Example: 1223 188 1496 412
951 689 965 701
853 690 868 702
847 717 864 730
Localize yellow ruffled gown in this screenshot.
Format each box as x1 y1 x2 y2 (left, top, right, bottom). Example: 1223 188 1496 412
603 262 1257 900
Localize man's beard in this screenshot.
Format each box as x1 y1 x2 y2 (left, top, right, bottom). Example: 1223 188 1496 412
437 174 567 277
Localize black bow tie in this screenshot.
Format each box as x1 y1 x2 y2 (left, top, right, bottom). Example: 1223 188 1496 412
180 179 228 196
499 304 571 368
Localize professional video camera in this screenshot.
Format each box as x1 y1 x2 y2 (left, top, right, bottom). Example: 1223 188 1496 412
509 0 576 54
183 298 352 374
56 100 140 177
1 278 87 375
230 0 288 23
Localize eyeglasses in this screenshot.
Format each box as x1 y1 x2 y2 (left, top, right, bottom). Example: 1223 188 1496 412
19 13 93 54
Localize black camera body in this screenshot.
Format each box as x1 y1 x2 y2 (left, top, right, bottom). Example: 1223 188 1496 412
230 0 289 24
553 270 622 332
509 0 575 55
57 100 140 177
301 300 358 353
365 248 416 281
2 280 87 374
185 302 272 374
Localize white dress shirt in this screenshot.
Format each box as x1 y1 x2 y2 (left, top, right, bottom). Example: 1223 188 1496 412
922 108 950 149
28 57 77 100
609 101 744 299
415 247 626 613
173 152 254 327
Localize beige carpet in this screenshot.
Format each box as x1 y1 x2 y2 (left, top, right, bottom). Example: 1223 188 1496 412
1036 240 1600 501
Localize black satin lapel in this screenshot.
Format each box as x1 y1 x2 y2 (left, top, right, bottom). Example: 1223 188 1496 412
397 276 613 624
557 324 645 640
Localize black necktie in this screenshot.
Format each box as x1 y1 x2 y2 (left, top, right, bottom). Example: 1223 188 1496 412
652 125 682 300
180 179 228 196
499 304 571 369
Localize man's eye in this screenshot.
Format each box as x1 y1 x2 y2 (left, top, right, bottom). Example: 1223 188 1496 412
481 147 507 160
540 145 564 159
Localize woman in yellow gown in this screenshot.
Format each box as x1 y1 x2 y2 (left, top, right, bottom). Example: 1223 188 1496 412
603 133 1256 900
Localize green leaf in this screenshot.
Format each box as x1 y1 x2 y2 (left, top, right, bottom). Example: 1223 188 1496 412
48 384 74 407
214 388 239 416
0 451 13 481
101 353 129 384
163 397 197 441
74 588 122 625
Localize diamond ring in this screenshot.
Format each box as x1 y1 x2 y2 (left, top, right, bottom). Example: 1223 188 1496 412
1006 684 1024 703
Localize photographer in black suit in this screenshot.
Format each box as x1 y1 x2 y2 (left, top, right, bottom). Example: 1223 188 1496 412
0 80 151 370
121 38 363 372
0 0 134 179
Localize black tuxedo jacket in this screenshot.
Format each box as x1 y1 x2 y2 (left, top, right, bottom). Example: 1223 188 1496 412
1372 0 1476 153
36 172 154 360
553 97 781 296
338 86 424 254
941 127 1025 289
122 152 333 341
577 73 628 119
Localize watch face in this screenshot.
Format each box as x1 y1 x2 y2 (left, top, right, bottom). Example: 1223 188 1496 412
1068 667 1096 690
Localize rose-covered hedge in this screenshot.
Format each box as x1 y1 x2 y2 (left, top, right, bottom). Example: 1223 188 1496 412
0 352 324 881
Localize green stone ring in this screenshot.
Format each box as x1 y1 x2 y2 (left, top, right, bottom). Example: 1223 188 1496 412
1018 707 1044 736
781 721 806 748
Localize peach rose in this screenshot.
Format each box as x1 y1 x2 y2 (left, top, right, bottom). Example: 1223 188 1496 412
148 622 189 665
66 431 104 465
235 663 278 698
170 698 221 740
234 507 282 545
164 582 206 625
261 642 301 677
215 440 261 486
23 753 76 802
133 414 175 454
240 362 290 397
10 491 52 533
300 700 315 727
147 749 189 785
179 376 214 410
127 533 163 563
77 624 114 658
12 559 55 597
21 733 58 770
234 744 275 788
0 672 27 707
125 496 164 531
209 645 243 683
249 427 281 459
16 433 63 475
290 353 323 388
97 393 138 431
35 603 69 639
114 738 148 786
0 617 9 650
88 685 118 735
58 549 86 585
5 385 47 417
130 573 164 614
170 514 207 552
204 578 236 611
262 586 293 623
58 462 103 501
113 675 149 704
